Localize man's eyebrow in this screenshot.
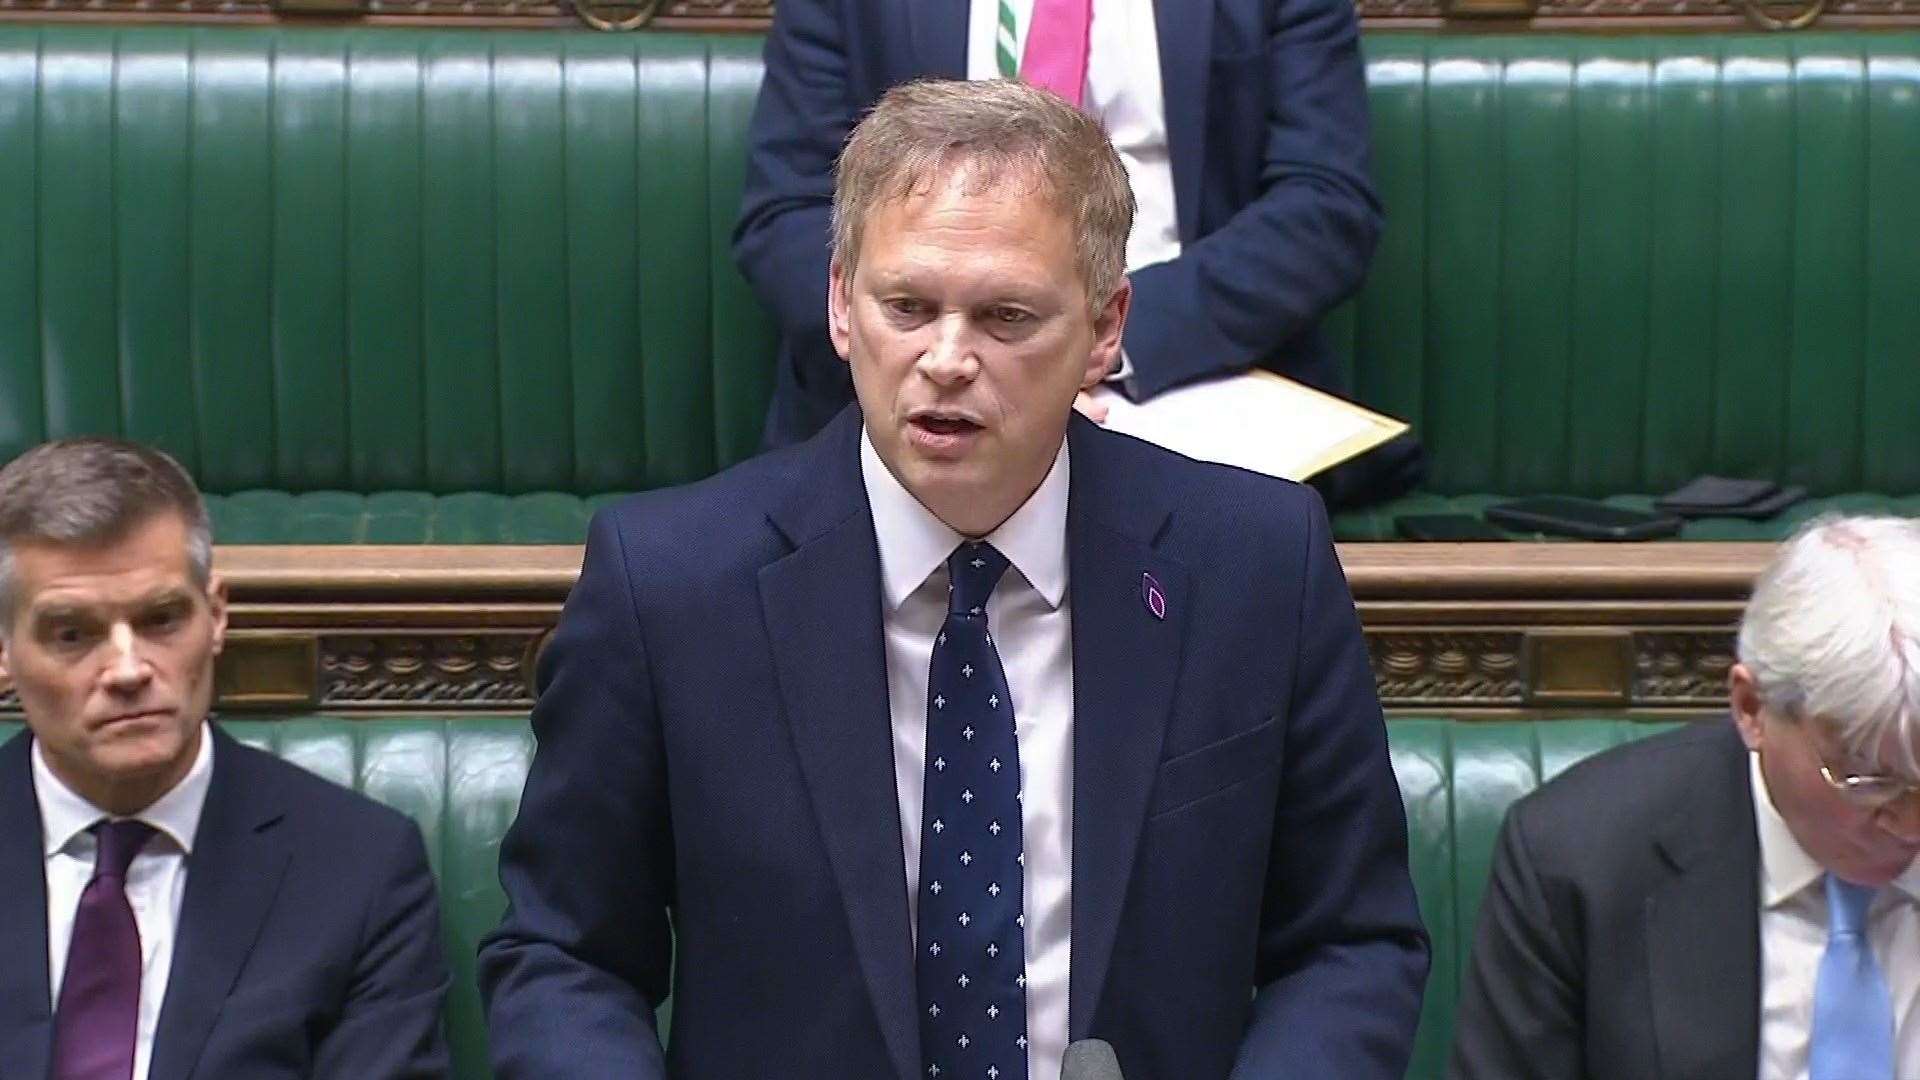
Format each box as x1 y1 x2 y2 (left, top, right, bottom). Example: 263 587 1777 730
142 587 195 607
27 602 96 625
29 588 195 623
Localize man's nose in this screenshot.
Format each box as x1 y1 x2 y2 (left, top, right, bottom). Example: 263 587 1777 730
101 624 151 689
916 315 979 385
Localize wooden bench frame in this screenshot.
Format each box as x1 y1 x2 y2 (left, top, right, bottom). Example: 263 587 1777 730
0 542 1764 717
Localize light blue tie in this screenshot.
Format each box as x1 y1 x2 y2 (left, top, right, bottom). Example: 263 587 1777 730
1810 873 1896 1080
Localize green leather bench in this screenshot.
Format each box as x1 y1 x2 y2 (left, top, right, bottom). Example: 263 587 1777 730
0 714 1683 1078
2 27 1915 541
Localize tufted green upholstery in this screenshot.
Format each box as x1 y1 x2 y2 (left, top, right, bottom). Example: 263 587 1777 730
0 28 777 502
3 27 1916 542
1328 34 1920 536
0 714 1688 1078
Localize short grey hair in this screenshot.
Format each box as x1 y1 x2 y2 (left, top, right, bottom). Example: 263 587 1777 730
831 77 1136 313
1737 515 1920 776
0 438 213 630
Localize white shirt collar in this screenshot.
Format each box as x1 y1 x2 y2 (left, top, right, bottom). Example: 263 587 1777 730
1749 751 1920 907
34 721 215 858
859 429 1070 613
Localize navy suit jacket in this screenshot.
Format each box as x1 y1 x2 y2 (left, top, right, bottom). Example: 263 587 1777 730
0 725 451 1080
732 0 1385 449
480 408 1428 1079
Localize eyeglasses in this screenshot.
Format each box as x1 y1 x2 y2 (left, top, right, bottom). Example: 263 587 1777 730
1818 764 1920 812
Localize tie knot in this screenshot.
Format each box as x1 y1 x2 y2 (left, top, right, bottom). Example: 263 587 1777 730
1826 873 1878 937
947 542 1010 618
90 819 155 881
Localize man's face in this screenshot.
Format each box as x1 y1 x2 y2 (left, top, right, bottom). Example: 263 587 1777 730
0 513 226 814
830 165 1127 535
1733 665 1920 886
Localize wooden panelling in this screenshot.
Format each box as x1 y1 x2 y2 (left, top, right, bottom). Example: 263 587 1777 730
0 542 1767 717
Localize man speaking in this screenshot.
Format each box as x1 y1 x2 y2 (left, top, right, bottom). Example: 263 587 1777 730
480 78 1427 1080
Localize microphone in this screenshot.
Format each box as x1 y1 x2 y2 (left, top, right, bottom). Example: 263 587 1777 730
1061 1039 1125 1080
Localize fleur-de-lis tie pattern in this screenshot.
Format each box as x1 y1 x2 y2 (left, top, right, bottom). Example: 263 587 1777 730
917 542 1028 1080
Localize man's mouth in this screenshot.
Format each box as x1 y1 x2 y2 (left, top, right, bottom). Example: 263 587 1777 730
94 709 170 731
913 415 981 436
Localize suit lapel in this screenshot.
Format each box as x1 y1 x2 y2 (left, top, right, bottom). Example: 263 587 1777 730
1064 420 1187 1036
909 0 969 79
1645 728 1761 1080
0 733 54 1078
148 727 292 1080
759 411 919 1080
1153 0 1215 241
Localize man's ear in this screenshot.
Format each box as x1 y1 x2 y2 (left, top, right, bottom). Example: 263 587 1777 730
1729 663 1766 751
1082 277 1133 391
828 257 854 363
206 574 230 658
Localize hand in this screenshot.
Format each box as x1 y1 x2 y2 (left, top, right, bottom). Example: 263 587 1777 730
1074 390 1110 424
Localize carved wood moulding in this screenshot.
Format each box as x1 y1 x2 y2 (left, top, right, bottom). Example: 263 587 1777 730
1 0 1910 28
1633 630 1738 704
1371 632 1526 705
0 542 1768 718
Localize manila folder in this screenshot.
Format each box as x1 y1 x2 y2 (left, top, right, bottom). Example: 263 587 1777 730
1089 370 1409 482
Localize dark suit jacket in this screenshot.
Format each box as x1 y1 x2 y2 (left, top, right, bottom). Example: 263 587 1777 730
480 407 1428 1080
1450 722 1763 1080
732 0 1385 450
0 724 451 1080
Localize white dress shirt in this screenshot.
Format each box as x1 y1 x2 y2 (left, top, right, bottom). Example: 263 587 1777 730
1751 753 1920 1080
967 0 1183 275
37 724 214 1080
861 431 1075 1080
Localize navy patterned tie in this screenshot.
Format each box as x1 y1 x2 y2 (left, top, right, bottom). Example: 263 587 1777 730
916 542 1029 1080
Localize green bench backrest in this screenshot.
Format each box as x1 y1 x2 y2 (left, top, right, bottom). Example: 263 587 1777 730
3 714 1686 1078
0 28 776 495
6 28 1916 500
1332 34 1920 497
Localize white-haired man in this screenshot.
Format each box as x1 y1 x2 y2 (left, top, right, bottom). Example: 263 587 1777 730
1452 515 1920 1080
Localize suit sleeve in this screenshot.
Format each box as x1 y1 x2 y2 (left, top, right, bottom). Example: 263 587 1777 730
1123 0 1382 399
730 0 853 403
312 821 453 1079
1230 491 1428 1079
1449 804 1587 1080
478 510 673 1078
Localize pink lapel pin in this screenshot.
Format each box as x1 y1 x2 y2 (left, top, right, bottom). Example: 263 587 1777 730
1141 572 1167 621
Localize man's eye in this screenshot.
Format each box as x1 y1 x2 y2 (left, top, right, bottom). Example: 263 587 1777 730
886 298 926 318
48 624 95 648
142 608 186 634
992 307 1032 325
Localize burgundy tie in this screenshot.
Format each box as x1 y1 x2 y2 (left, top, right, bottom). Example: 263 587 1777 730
52 819 155 1080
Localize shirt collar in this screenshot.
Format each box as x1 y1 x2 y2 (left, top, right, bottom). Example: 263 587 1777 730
33 721 216 858
1749 751 1920 907
1751 752 1826 908
859 429 1070 613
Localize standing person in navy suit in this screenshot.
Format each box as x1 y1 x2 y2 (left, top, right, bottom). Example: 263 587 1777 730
733 0 1425 508
482 78 1426 1080
0 438 450 1080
